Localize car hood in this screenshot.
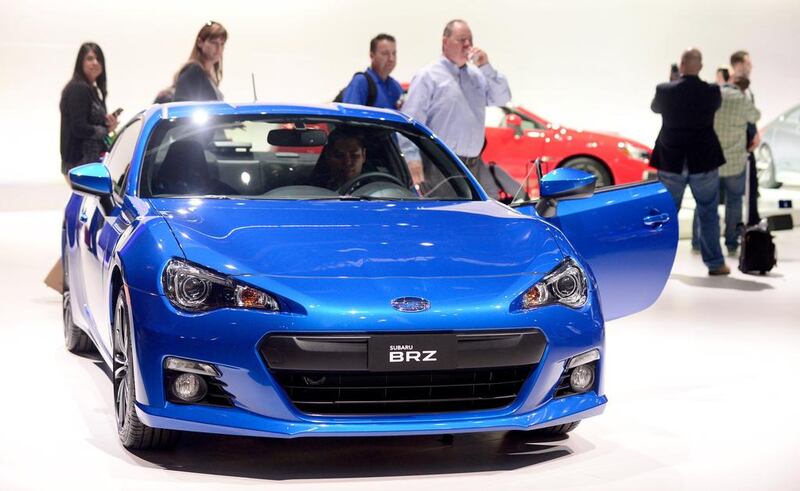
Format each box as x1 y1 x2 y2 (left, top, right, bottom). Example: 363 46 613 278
558 126 651 149
150 198 563 280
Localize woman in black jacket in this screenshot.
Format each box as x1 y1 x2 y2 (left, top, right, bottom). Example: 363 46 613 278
172 21 228 102
59 42 118 175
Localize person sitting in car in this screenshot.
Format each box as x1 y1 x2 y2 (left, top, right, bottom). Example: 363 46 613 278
308 128 367 191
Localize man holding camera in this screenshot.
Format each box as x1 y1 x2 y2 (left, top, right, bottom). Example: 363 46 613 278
651 48 729 275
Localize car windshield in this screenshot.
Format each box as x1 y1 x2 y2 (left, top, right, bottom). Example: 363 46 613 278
140 115 478 201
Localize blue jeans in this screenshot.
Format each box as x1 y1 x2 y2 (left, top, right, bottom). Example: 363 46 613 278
659 168 724 269
691 170 745 252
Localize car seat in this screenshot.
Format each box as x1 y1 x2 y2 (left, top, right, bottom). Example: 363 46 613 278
153 140 239 196
153 140 212 195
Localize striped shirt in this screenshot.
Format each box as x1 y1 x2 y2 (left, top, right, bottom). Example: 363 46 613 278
714 84 760 177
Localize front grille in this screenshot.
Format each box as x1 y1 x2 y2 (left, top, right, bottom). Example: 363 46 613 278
262 330 546 415
272 365 534 415
554 370 573 398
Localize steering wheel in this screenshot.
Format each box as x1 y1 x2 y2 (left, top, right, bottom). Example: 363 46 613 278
337 172 407 195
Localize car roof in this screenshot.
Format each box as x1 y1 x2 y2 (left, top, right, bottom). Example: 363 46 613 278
144 102 415 125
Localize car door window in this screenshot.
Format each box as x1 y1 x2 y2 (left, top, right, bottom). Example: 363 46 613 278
514 112 546 131
498 108 546 131
106 119 143 198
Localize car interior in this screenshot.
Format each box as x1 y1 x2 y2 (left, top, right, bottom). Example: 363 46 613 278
140 119 475 200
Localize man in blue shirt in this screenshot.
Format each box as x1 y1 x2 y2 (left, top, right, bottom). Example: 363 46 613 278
401 20 512 193
341 33 403 109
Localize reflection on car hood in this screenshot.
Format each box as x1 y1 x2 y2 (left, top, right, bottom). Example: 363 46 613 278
150 198 563 280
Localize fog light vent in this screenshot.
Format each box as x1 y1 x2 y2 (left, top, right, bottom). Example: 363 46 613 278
554 349 600 399
163 357 234 407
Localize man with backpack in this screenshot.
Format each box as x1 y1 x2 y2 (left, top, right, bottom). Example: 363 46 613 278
337 33 403 109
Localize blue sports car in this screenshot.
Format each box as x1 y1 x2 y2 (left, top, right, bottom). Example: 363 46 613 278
63 102 677 449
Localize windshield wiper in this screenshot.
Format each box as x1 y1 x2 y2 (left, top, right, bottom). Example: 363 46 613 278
336 195 406 201
197 195 233 200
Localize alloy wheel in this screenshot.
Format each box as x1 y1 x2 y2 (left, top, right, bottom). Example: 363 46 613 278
62 292 72 341
113 299 130 431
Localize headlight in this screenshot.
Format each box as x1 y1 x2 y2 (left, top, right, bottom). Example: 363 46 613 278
617 141 650 163
163 259 279 312
521 259 587 310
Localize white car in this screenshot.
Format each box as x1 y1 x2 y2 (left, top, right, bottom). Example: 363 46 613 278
758 104 800 188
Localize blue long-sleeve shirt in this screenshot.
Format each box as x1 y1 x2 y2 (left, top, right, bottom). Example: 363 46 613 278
401 56 511 158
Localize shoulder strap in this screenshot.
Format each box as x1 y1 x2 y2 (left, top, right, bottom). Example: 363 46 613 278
361 72 377 107
333 88 345 103
334 71 378 105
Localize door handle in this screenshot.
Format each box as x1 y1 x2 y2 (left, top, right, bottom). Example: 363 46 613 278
79 212 88 223
643 212 670 228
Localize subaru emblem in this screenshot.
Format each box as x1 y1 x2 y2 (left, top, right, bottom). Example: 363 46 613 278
391 297 430 313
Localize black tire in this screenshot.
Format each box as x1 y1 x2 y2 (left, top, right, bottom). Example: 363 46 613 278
113 289 180 450
562 157 612 188
63 259 93 353
528 421 580 437
757 144 780 189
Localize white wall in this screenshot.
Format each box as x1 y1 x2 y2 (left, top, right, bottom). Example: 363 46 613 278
1 0 798 184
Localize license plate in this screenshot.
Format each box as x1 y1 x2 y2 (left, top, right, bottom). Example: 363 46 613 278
368 334 457 371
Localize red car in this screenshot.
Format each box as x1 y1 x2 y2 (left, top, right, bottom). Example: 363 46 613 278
482 105 655 191
398 80 655 194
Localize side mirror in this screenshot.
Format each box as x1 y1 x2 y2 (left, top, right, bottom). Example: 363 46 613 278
68 162 113 197
535 168 596 218
505 113 523 137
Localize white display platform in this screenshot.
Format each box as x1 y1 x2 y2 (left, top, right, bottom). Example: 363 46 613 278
0 186 797 490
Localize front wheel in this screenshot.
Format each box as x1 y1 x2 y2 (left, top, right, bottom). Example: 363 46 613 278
63 259 93 353
113 289 180 450
562 158 612 188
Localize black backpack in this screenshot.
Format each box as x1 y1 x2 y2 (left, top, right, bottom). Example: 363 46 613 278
334 72 377 106
737 148 777 275
153 86 175 104
739 225 777 274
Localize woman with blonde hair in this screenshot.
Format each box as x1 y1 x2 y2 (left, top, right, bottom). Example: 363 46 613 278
158 21 228 102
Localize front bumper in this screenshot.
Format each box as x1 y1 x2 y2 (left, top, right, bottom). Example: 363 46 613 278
128 285 605 438
137 392 606 438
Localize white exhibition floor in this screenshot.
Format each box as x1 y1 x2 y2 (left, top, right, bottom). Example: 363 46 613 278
0 186 798 490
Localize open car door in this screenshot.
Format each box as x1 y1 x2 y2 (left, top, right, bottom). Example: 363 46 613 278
516 180 678 321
